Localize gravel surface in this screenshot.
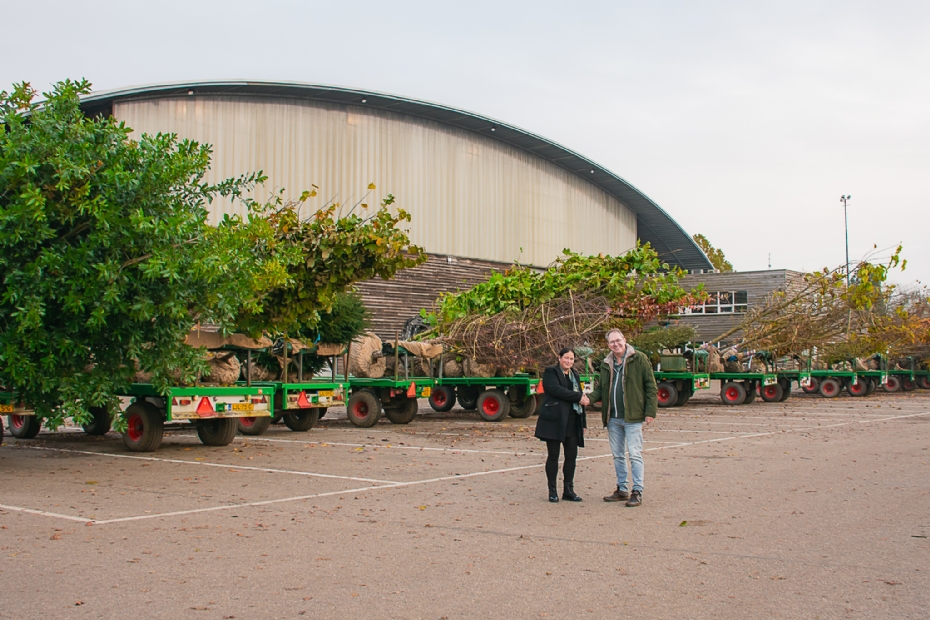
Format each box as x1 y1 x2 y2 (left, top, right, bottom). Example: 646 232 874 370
1 386 928 619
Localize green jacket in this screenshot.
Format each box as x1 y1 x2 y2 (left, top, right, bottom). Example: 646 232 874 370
588 347 658 427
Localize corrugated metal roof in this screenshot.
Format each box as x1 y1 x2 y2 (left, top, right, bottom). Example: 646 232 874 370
80 80 712 271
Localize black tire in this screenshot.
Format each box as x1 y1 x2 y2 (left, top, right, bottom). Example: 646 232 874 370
237 416 272 435
457 386 480 411
82 406 112 436
656 381 679 408
917 375 930 390
429 386 456 412
121 401 164 452
384 398 418 424
759 382 783 402
778 378 792 401
674 385 692 407
742 382 757 403
347 391 382 428
197 418 238 446
802 377 819 394
8 414 41 439
476 389 510 422
507 387 536 418
866 377 878 395
720 381 746 406
901 377 917 392
317 408 328 421
284 408 321 432
847 377 869 397
271 414 283 424
819 377 841 398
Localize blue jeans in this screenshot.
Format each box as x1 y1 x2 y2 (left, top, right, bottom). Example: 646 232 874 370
607 418 644 492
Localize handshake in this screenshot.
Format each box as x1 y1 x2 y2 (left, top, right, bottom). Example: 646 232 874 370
579 394 591 407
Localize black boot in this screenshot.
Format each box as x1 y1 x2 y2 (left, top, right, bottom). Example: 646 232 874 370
562 483 583 502
548 483 559 503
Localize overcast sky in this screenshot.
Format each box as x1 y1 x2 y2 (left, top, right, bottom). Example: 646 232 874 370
5 0 928 284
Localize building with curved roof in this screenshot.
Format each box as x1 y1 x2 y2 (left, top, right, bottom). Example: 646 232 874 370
81 81 711 272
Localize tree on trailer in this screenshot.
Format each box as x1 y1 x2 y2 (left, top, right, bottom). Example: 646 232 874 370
417 245 704 418
0 80 288 444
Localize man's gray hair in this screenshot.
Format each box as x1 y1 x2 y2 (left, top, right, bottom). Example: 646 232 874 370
605 328 625 341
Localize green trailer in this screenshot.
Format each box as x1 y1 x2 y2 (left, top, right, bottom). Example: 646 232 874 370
235 347 348 436
430 374 541 422
655 371 712 407
115 382 276 451
2 389 36 442
346 376 435 427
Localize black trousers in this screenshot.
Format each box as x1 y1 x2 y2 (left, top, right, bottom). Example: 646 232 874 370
545 436 579 488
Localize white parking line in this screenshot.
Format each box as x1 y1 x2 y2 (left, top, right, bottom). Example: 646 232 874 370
5 411 927 526
0 504 93 523
20 446 399 484
244 435 531 456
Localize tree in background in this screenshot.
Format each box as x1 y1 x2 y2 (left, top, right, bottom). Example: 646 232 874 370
692 233 734 272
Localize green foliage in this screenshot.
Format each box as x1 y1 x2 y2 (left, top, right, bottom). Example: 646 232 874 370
311 290 370 345
0 80 286 427
692 234 733 272
236 191 425 336
432 244 702 334
628 325 698 358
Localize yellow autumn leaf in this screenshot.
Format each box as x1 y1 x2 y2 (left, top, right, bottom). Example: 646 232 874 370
367 183 376 190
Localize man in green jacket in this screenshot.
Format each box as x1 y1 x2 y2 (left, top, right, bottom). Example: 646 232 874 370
587 329 658 507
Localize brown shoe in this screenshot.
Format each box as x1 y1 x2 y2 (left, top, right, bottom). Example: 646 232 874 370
603 486 630 502
625 490 642 507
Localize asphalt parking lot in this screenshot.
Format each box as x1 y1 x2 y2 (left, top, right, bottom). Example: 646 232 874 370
2 385 929 619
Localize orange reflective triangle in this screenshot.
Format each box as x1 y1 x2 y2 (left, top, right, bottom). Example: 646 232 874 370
297 390 313 408
196 397 216 416
406 382 417 398
536 380 544 394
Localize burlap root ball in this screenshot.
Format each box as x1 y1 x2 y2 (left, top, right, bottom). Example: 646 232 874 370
201 351 241 385
464 358 494 378
348 332 386 378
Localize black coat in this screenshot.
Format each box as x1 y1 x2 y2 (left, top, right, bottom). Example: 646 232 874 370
534 365 586 447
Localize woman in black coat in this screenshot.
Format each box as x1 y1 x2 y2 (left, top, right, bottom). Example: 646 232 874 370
534 347 589 502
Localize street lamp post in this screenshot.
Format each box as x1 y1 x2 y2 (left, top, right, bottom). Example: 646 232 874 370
840 195 851 287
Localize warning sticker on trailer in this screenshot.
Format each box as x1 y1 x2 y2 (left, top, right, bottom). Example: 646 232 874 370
420 387 432 397
0 404 13 413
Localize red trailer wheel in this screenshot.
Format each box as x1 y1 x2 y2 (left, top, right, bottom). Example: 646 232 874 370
720 382 747 406
656 382 679 408
818 377 841 398
847 378 869 397
760 383 783 402
429 386 456 412
476 389 510 422
348 391 382 427
883 376 901 393
901 377 917 391
8 414 41 439
237 415 272 435
801 377 819 394
121 401 164 452
917 376 930 390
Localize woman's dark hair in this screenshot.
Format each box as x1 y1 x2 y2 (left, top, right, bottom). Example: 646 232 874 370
557 347 575 358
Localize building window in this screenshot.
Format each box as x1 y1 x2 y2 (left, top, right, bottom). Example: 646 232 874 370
685 291 748 315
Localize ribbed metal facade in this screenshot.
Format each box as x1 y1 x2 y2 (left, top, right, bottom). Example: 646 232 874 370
112 95 637 267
